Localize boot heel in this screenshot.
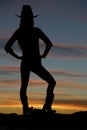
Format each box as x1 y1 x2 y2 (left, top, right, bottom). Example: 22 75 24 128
23 107 33 115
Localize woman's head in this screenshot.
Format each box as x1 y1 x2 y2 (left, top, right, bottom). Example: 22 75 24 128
17 5 38 29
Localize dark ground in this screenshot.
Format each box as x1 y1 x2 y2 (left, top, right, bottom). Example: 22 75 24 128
0 109 87 130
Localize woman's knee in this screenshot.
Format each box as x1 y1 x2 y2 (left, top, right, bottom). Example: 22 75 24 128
49 78 56 87
47 78 56 94
53 79 56 86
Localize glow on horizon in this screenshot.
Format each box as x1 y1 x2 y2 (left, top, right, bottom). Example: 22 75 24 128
0 88 87 114
0 103 87 115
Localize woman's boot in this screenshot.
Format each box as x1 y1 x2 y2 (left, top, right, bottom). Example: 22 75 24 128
21 96 33 114
42 93 56 113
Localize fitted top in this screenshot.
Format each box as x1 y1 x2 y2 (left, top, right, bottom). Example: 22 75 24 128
5 27 52 64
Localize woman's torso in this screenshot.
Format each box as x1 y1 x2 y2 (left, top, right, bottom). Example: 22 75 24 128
17 27 41 64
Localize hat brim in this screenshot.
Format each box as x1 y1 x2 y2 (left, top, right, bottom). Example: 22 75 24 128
15 14 39 18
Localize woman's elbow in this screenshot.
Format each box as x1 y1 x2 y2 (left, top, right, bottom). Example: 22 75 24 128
4 45 9 53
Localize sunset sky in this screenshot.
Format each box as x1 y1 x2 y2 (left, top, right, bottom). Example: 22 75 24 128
0 0 87 114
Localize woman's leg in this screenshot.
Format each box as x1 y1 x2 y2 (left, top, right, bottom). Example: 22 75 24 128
32 65 56 111
20 61 30 113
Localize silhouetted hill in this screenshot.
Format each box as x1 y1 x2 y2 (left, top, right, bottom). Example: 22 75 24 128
0 109 87 130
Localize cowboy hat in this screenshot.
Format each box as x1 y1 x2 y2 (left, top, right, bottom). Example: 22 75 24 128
15 5 38 18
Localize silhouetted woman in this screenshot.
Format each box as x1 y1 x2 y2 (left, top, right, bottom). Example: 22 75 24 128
5 5 56 114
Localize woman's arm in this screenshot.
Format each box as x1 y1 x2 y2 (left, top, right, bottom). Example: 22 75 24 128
4 31 22 60
38 28 53 58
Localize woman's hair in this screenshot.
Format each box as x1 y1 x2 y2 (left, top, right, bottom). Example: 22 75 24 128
19 15 34 29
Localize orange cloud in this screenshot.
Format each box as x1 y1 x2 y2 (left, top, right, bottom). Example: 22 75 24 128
50 69 87 77
48 43 87 59
1 65 87 78
55 80 87 90
54 98 87 109
0 66 19 70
